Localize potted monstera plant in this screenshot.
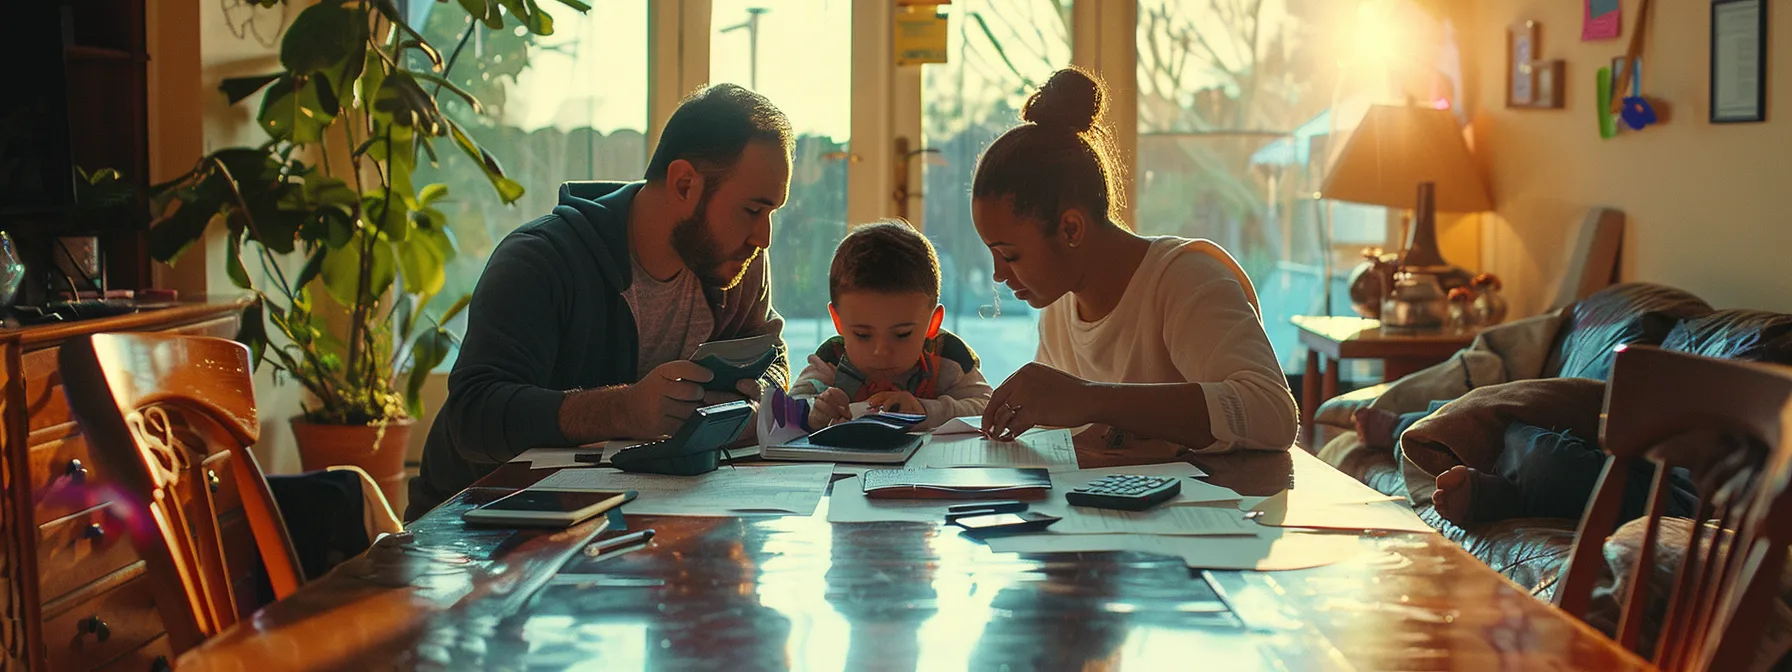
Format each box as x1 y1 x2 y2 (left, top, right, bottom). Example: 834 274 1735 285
148 0 580 501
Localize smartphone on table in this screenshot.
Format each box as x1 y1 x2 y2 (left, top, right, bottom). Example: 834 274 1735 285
462 489 637 528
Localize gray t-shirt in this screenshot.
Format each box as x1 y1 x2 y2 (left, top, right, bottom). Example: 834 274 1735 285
621 258 714 379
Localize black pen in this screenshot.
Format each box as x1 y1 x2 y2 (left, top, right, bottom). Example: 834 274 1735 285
584 528 655 556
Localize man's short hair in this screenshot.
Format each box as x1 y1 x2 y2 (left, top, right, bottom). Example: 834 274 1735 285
644 84 793 192
828 219 941 304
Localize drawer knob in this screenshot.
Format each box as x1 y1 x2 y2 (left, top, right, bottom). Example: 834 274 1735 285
83 615 110 642
207 469 221 493
85 523 104 543
65 459 88 482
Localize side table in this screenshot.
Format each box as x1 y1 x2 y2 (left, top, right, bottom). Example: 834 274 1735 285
1292 315 1478 449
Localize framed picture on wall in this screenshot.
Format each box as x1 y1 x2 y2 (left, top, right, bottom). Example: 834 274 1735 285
1507 21 1540 107
1710 0 1767 123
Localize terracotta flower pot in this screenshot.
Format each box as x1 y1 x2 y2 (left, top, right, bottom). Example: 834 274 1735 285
291 417 413 509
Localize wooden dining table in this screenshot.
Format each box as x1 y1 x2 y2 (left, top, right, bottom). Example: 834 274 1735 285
175 429 1648 671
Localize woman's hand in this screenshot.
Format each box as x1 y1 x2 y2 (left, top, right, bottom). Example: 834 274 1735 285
865 390 923 415
982 363 1094 440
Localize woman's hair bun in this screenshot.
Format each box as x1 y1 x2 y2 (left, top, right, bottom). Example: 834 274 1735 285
1021 67 1105 133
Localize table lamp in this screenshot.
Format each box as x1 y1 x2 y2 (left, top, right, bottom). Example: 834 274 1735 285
1320 103 1492 329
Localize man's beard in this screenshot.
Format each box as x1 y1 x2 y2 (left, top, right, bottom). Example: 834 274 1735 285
670 192 761 289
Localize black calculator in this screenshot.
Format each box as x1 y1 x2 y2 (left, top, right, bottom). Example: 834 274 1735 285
1065 475 1182 511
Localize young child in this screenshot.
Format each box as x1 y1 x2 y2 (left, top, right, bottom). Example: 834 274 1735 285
789 220 992 432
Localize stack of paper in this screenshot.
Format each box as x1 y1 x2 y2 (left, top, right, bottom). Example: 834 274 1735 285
532 464 833 516
917 428 1080 471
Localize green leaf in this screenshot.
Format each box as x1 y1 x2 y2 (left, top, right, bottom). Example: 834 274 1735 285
373 71 444 135
237 297 268 370
220 73 282 105
392 292 416 342
226 231 253 290
324 211 356 249
418 183 449 207
281 3 368 75
320 235 397 308
398 233 446 296
258 78 332 144
147 195 220 263
399 40 445 73
404 327 452 418
312 72 340 117
457 0 503 29
364 193 410 243
409 71 483 114
439 294 472 324
304 174 358 209
358 48 386 115
294 246 328 291
447 119 524 204
556 0 591 12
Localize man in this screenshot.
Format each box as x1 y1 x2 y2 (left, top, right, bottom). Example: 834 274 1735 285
407 85 793 519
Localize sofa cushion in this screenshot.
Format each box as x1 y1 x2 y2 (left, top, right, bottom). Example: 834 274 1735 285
1661 309 1792 365
1548 283 1713 380
1418 505 1577 597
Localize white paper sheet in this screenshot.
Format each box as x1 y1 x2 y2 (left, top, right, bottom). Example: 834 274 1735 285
1247 490 1433 534
920 428 1079 471
982 529 1364 571
531 464 834 516
932 416 983 435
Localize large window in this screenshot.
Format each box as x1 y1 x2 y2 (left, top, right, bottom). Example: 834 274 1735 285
1135 0 1382 372
922 0 1071 384
414 2 650 338
711 0 854 366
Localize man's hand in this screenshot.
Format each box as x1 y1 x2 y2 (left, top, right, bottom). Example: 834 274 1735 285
865 390 923 415
626 360 712 438
703 378 765 406
807 387 852 429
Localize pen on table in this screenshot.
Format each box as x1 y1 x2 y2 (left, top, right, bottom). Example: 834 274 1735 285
584 528 655 556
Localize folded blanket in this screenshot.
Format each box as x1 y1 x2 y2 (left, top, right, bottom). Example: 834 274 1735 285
1399 377 1606 506
1369 310 1569 417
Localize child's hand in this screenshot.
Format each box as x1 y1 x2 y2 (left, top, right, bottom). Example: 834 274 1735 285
865 390 923 415
808 387 852 428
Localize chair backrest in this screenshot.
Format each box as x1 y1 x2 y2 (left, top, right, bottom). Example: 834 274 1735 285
1555 345 1792 670
59 333 303 655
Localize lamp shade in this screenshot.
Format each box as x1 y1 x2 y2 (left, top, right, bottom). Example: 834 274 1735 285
1320 104 1492 213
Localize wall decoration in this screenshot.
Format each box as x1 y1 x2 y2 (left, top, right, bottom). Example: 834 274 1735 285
1583 0 1622 41
1711 0 1767 123
1508 21 1539 107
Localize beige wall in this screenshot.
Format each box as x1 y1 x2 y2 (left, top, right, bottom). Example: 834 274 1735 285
1465 0 1792 317
148 0 309 475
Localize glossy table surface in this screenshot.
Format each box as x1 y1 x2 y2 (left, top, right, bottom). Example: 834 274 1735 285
177 430 1647 671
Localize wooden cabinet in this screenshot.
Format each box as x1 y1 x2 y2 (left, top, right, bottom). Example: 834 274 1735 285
1 299 246 671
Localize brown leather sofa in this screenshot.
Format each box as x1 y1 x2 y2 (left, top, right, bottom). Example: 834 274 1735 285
1312 283 1792 597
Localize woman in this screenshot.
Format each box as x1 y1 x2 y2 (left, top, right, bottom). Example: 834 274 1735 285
974 67 1298 452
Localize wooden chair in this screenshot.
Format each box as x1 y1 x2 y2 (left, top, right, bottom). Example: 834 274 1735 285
58 333 304 655
1556 345 1792 670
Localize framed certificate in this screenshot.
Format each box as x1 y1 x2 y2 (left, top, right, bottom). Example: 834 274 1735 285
1710 0 1767 123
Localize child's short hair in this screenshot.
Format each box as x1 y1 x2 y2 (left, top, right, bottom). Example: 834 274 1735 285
828 219 940 304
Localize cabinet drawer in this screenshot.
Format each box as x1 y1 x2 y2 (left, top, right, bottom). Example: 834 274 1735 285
43 571 163 672
29 430 110 525
22 346 70 433
96 634 172 672
39 504 140 604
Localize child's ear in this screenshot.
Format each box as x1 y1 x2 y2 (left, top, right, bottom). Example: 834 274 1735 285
927 304 944 338
829 303 844 334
